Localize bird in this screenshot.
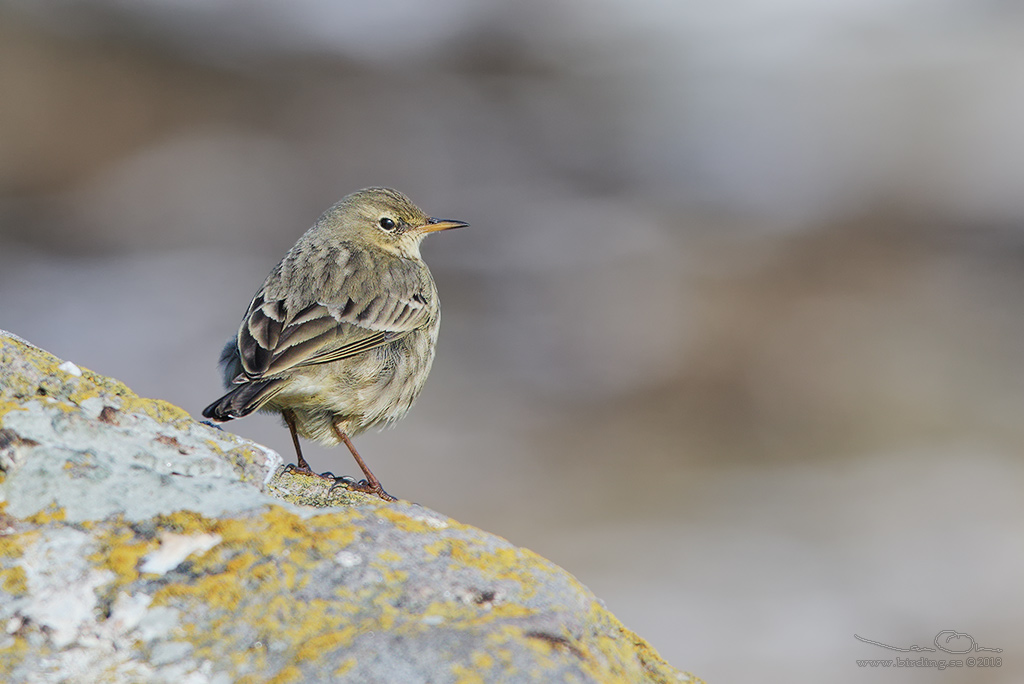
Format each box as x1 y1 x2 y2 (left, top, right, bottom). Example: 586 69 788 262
202 187 467 501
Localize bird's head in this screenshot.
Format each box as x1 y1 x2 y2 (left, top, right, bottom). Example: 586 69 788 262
323 187 467 258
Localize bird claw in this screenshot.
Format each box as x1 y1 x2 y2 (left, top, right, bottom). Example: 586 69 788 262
282 463 337 481
327 475 357 497
327 475 397 502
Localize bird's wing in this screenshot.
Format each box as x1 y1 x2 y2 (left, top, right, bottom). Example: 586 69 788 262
234 245 433 380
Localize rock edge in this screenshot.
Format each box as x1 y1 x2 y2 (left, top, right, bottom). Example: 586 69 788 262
0 330 698 683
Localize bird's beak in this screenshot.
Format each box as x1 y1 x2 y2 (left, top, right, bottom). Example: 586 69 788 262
418 217 469 233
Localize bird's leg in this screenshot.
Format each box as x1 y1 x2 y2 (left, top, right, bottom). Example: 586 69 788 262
281 409 314 474
329 421 397 502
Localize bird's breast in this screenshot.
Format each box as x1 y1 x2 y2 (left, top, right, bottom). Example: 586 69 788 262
267 321 439 444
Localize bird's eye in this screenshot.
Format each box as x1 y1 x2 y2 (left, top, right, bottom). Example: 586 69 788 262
379 217 397 231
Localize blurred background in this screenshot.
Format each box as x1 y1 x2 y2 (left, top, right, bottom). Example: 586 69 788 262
1 1 1022 681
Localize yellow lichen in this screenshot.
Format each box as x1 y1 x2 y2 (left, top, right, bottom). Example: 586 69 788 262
146 507 385 673
194 572 248 611
0 399 28 419
266 665 302 684
134 398 191 424
373 566 408 587
332 658 356 677
155 510 224 538
1 334 193 430
523 633 561 661
427 538 550 602
0 531 25 560
371 506 454 533
471 651 494 670
451 663 486 684
295 628 357 662
91 526 159 586
422 539 449 558
1 566 27 594
249 559 277 583
488 604 534 619
24 505 66 525
0 328 695 682
376 549 403 564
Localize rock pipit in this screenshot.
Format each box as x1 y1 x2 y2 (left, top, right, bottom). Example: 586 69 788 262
203 188 467 501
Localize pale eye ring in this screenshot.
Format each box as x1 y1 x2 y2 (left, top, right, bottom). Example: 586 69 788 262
379 217 397 231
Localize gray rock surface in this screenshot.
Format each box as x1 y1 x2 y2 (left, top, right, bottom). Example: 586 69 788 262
0 330 697 683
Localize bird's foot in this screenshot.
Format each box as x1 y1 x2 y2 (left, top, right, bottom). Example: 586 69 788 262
328 475 398 502
282 463 337 481
326 475 356 495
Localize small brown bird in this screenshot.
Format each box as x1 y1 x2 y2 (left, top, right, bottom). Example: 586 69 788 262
203 188 467 501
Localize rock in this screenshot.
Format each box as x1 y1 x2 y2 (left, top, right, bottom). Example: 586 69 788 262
0 330 697 683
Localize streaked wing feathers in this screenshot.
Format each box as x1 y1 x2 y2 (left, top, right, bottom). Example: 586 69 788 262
236 245 432 379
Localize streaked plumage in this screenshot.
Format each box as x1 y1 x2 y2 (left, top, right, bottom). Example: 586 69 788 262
203 187 466 500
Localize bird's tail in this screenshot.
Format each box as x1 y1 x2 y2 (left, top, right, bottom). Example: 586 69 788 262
202 379 283 421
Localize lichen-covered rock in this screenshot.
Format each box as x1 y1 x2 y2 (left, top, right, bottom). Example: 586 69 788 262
0 330 698 683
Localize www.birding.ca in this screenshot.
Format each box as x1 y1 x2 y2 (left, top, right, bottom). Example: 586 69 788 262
203 187 467 501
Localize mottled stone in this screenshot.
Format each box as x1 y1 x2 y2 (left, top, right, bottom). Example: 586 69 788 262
0 330 698 683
